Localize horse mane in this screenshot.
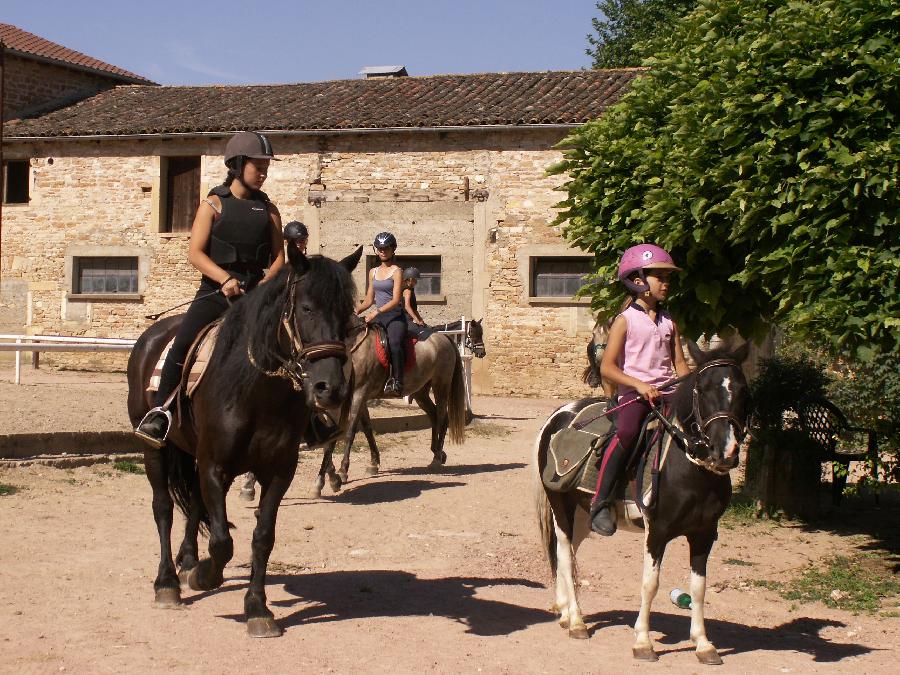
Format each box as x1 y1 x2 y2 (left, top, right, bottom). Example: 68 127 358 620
212 256 357 400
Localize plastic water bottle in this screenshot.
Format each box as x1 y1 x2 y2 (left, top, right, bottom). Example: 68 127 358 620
670 588 692 609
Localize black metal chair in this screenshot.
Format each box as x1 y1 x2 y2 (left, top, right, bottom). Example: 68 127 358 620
797 396 879 506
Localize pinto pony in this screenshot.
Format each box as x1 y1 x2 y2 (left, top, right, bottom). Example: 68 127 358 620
127 248 361 637
534 342 751 665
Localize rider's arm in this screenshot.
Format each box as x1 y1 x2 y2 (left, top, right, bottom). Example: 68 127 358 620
671 323 691 378
600 315 658 400
187 196 242 297
260 203 284 284
356 270 376 314
403 289 425 324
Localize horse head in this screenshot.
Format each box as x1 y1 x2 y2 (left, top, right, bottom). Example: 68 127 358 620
678 341 751 474
467 318 487 358
281 246 362 410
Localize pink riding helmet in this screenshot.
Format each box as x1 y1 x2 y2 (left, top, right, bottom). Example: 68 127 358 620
617 244 681 293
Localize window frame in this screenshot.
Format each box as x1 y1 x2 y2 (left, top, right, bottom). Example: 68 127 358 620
2 159 31 205
517 246 593 306
159 155 202 235
65 246 148 302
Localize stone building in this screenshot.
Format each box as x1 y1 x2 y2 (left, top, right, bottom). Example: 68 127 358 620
0 68 640 396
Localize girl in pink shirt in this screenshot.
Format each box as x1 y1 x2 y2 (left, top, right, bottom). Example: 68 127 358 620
590 244 691 535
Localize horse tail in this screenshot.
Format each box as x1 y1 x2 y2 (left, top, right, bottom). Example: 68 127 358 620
447 348 467 444
533 414 559 576
166 444 209 531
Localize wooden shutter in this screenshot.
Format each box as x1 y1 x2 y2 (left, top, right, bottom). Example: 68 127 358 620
164 157 201 232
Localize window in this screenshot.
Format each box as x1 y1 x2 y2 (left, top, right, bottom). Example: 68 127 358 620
366 255 442 296
73 257 139 294
163 156 201 232
531 257 591 298
2 160 30 204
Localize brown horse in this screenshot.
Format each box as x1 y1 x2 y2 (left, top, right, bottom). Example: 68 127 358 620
311 318 467 497
127 248 360 637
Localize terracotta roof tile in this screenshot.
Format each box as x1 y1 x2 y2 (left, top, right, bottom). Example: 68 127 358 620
4 70 643 138
0 23 156 85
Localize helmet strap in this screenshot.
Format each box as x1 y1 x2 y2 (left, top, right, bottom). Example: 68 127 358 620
622 270 649 295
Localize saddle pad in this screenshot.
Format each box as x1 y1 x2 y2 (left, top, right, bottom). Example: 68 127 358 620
146 321 221 398
373 330 417 373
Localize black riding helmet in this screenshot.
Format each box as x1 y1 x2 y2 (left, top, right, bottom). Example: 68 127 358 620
284 221 309 241
373 232 397 249
224 131 278 189
403 267 420 280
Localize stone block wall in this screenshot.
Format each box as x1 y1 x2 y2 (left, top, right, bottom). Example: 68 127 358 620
0 130 597 398
2 54 123 119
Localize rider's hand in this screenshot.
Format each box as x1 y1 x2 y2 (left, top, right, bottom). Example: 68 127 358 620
365 312 377 324
221 278 244 298
636 382 661 403
415 320 425 326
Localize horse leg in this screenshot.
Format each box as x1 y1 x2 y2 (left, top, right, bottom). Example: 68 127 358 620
338 393 367 483
244 453 298 638
551 494 588 639
187 460 232 592
359 406 380 477
239 472 257 502
413 392 444 469
309 442 337 498
145 449 181 608
687 531 722 665
175 477 205 585
633 529 667 661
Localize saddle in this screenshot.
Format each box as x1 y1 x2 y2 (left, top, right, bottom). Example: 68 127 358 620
147 320 222 399
542 399 675 532
371 323 417 372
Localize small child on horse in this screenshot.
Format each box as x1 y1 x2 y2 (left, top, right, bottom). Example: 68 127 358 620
402 267 433 340
590 244 690 536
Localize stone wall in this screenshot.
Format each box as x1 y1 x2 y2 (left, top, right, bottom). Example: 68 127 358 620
2 54 122 120
0 131 597 398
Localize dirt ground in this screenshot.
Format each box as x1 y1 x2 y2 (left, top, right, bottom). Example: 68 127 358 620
0 367 897 673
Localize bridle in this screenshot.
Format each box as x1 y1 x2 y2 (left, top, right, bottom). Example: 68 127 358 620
650 358 748 476
247 270 348 393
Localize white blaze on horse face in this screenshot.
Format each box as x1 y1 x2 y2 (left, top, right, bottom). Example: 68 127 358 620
720 376 739 458
721 376 732 404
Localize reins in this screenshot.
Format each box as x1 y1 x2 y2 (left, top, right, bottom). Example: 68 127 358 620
247 269 349 392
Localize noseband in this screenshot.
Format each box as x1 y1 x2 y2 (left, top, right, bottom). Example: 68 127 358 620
247 270 348 391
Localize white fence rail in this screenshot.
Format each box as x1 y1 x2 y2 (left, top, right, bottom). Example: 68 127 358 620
1 319 476 413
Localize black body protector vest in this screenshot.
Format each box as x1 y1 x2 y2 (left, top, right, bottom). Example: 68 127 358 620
204 185 272 289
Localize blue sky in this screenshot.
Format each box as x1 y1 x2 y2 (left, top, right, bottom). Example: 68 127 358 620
4 1 601 85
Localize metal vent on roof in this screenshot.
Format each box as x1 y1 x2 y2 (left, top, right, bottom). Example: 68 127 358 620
359 65 408 79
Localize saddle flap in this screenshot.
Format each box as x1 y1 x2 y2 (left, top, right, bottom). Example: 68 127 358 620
548 428 599 479
183 320 222 398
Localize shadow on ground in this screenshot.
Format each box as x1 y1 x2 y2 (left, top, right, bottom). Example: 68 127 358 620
587 609 874 663
214 570 551 637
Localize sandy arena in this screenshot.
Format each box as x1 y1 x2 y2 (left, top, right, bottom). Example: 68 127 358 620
0 368 897 673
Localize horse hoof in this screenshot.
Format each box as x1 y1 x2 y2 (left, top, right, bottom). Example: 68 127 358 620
308 486 323 499
364 465 379 477
337 471 348 484
328 475 343 493
427 458 444 471
153 587 182 609
239 489 255 502
247 617 283 638
696 646 723 666
632 645 659 662
568 625 589 640
187 560 223 592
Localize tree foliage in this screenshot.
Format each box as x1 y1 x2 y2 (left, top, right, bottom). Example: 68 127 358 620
557 0 899 360
587 0 696 68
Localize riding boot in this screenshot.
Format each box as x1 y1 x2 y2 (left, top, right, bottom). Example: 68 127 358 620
134 356 182 448
589 436 629 536
383 364 404 397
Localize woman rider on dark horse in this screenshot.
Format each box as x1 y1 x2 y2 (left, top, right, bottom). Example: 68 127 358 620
134 131 285 447
355 232 408 397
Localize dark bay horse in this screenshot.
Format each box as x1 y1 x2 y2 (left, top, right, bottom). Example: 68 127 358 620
127 248 361 637
312 322 467 497
429 318 487 358
534 342 750 664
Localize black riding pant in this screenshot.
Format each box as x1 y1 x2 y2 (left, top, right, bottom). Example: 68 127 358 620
372 309 407 382
154 283 231 407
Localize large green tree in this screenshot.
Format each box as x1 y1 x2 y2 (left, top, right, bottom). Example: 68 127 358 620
558 0 899 360
587 0 696 68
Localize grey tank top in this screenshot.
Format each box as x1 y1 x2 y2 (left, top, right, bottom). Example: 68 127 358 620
372 268 397 308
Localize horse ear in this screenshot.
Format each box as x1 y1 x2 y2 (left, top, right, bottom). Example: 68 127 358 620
686 339 706 366
340 245 363 272
475 318 482 325
732 340 751 364
289 248 310 275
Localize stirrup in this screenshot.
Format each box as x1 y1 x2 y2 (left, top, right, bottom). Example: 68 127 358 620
134 407 172 449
